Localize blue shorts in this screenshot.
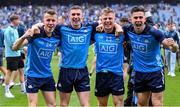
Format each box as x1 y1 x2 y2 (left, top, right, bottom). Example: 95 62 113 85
57 67 90 93
26 76 56 93
135 70 165 93
95 72 124 97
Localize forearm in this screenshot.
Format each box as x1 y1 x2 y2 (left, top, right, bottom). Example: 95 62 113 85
12 36 27 51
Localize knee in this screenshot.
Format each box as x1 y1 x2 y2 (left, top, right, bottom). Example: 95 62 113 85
138 100 148 106
60 102 69 107
152 98 163 106
114 100 123 106
79 99 89 107
98 101 107 107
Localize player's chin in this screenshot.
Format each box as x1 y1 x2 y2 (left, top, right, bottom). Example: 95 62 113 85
73 22 81 26
47 28 55 33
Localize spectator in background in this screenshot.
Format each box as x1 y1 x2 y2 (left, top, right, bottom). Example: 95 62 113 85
4 14 25 98
9 22 27 89
164 21 179 77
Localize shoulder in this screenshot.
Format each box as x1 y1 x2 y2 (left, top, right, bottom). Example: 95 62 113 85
123 24 134 32
148 25 164 36
28 27 45 42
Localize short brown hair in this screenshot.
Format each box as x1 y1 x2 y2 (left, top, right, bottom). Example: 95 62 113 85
131 6 145 14
9 14 20 22
44 9 57 16
101 7 115 15
70 5 82 12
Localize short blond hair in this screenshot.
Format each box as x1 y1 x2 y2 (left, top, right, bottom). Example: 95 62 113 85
101 7 115 16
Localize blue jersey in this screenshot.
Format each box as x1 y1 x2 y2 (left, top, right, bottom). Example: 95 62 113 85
123 24 165 72
93 31 125 75
55 24 96 68
25 27 60 78
4 26 21 57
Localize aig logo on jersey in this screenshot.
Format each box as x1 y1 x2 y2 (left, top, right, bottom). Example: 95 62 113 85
99 43 118 54
68 35 86 44
132 41 147 53
38 48 53 59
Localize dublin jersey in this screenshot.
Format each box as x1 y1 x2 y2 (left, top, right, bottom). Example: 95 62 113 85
25 27 60 78
55 24 96 68
123 24 165 72
93 31 125 75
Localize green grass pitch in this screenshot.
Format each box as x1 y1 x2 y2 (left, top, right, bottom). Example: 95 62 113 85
0 46 180 106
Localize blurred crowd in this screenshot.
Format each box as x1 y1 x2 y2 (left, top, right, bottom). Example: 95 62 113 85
0 3 180 31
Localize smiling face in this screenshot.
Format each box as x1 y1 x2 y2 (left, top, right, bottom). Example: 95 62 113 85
101 12 115 31
130 7 146 33
101 7 116 33
69 9 83 29
43 12 57 34
131 12 146 29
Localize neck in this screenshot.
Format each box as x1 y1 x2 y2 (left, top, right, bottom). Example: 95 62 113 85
72 25 81 29
44 27 52 37
134 25 146 34
104 28 114 33
11 23 16 27
46 32 52 37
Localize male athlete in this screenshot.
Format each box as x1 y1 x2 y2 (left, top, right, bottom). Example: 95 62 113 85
13 9 60 107
92 7 125 106
123 6 179 106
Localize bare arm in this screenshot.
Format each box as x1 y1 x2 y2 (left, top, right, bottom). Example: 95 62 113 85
12 29 34 51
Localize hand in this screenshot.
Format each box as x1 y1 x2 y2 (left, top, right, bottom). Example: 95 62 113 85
162 38 174 48
31 26 40 34
170 43 179 53
166 38 174 46
114 23 123 37
22 29 34 39
96 24 104 32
